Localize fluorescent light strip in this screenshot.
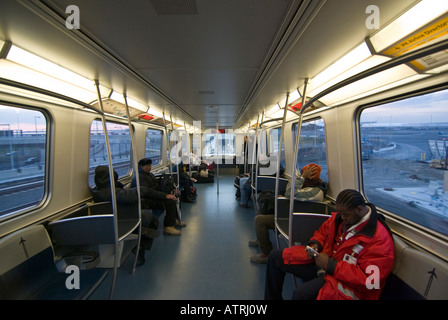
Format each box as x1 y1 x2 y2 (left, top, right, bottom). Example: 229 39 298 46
308 42 372 95
7 45 94 90
0 59 100 102
318 64 417 106
110 91 149 112
370 0 448 53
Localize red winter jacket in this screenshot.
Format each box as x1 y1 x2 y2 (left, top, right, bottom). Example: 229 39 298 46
309 207 395 300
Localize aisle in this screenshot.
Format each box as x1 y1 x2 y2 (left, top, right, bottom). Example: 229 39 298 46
90 174 275 300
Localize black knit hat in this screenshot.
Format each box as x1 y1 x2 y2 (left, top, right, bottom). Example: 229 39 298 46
138 158 152 167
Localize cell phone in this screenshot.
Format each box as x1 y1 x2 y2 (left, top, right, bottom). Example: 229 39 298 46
306 245 319 257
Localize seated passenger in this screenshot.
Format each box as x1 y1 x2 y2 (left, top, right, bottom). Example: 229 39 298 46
239 173 251 208
265 189 395 300
173 159 197 203
132 158 185 236
91 165 159 265
249 163 326 264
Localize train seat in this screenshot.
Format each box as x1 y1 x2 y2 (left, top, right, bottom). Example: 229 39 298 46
253 176 289 194
0 224 107 300
275 197 332 245
381 235 448 300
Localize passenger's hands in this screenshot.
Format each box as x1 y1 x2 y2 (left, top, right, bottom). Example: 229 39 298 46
166 194 177 201
301 166 318 180
315 252 329 270
306 243 320 259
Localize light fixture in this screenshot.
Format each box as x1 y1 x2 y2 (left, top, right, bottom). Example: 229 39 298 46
318 64 417 106
370 0 448 53
308 42 372 96
7 45 94 90
148 107 163 118
110 91 149 113
1 43 111 102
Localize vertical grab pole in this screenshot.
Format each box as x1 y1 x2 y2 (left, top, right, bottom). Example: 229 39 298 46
170 114 180 192
253 113 263 212
162 112 173 175
170 114 182 224
288 79 309 247
184 122 192 176
216 121 219 194
274 93 289 249
123 93 141 273
94 81 119 300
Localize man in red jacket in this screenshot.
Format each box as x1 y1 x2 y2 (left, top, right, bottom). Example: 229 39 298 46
265 189 395 300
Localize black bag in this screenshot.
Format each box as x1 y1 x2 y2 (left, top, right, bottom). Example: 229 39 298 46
257 190 275 215
160 174 175 194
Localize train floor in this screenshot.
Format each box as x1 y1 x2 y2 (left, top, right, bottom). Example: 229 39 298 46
89 173 294 300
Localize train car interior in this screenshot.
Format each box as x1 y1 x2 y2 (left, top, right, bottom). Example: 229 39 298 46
0 0 447 302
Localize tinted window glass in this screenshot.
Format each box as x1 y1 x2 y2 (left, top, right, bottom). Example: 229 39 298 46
359 88 448 236
0 105 47 218
89 120 132 187
293 118 328 182
145 128 163 165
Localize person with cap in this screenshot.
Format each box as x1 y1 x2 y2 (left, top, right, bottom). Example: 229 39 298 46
91 165 159 265
264 189 395 300
249 164 327 264
132 158 186 236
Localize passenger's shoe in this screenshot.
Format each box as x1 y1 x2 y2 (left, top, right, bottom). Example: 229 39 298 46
250 253 269 264
164 226 181 236
142 227 160 239
185 197 194 203
175 219 187 228
248 239 259 247
239 204 248 208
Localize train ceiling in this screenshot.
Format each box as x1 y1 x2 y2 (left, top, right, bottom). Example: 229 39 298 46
0 0 444 129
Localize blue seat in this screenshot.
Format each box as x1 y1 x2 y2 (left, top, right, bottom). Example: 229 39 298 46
0 225 107 300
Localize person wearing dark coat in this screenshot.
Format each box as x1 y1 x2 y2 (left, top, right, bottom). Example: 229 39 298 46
91 165 159 264
132 158 186 236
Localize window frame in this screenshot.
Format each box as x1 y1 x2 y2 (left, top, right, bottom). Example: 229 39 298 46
0 103 51 221
88 118 134 187
144 127 164 166
292 116 329 184
355 84 448 247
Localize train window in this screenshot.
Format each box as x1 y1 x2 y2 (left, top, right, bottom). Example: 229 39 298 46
145 128 163 165
89 120 132 187
293 118 328 182
0 105 47 218
270 127 285 170
203 130 236 158
359 88 448 237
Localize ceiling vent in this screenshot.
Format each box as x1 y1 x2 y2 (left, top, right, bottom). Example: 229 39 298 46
150 0 198 15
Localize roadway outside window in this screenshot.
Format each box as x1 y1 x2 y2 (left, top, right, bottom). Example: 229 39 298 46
145 128 163 165
89 120 132 187
0 105 47 219
359 88 448 237
293 118 329 183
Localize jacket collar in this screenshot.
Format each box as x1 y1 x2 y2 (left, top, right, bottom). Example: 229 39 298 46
334 205 378 238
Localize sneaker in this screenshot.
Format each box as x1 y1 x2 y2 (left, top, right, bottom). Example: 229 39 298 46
239 203 248 208
250 253 269 264
164 226 181 236
248 239 259 247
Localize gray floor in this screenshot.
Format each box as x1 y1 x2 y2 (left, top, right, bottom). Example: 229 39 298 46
89 173 294 300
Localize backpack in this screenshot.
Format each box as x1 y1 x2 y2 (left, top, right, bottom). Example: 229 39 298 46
160 174 176 194
257 190 275 215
